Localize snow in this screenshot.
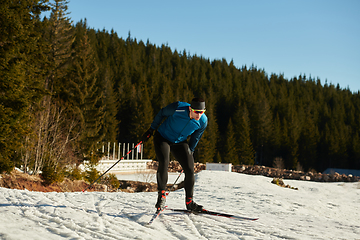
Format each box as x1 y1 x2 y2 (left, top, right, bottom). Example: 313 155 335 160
1 170 359 240
116 171 183 184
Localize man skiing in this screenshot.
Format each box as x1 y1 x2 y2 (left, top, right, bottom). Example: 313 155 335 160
142 97 208 212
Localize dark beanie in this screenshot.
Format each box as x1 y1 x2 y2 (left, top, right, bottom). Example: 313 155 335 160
191 98 205 110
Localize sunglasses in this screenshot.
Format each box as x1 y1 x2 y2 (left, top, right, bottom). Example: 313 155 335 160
191 108 206 114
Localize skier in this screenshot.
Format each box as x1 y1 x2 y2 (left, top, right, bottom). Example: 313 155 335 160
142 97 208 212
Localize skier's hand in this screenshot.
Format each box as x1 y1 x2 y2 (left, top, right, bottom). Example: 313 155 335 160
141 128 154 143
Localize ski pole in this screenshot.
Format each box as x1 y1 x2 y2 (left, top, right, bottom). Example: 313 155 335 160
166 170 183 196
82 141 143 192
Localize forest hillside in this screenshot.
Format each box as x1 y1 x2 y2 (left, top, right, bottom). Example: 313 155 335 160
1 0 359 180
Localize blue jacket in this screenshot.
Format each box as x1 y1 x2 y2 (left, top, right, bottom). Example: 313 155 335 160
150 101 208 152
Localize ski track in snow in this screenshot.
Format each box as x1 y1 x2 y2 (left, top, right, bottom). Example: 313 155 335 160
1 171 360 240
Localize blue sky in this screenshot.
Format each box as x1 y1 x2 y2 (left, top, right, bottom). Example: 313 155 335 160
65 0 360 93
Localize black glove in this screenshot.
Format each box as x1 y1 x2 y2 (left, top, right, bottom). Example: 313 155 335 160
141 128 154 143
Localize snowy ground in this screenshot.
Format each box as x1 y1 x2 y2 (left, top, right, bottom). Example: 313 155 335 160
1 170 359 240
116 171 184 184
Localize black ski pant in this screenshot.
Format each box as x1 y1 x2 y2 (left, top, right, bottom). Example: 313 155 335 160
153 131 194 199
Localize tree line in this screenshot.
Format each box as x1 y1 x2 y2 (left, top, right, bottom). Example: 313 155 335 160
1 0 360 178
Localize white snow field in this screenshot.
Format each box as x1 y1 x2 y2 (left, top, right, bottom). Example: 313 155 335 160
0 170 359 240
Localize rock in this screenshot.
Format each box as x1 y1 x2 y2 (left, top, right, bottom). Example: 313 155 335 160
233 164 360 183
271 178 298 190
271 178 285 187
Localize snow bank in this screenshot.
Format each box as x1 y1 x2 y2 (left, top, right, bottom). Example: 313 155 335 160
0 171 359 239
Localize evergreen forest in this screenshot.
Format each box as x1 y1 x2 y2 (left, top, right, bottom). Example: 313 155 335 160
1 0 360 178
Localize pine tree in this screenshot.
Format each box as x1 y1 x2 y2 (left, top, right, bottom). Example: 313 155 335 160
45 0 74 94
0 0 48 173
195 91 218 163
67 21 104 162
129 84 155 158
298 112 319 171
95 30 119 143
224 118 239 164
101 65 119 143
26 0 75 175
236 105 255 165
349 131 360 169
287 104 301 169
272 113 282 159
250 95 273 166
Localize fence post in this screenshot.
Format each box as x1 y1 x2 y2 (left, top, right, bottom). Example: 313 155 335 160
136 144 139 159
141 143 143 160
112 142 115 160
131 143 134 160
118 143 120 159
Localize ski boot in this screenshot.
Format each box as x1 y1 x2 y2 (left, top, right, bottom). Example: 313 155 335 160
155 190 166 210
186 197 203 212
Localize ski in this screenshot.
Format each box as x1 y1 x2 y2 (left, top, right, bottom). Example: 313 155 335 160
147 207 166 225
165 208 258 221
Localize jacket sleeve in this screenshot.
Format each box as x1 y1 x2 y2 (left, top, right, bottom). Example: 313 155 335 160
150 101 179 130
188 120 208 152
